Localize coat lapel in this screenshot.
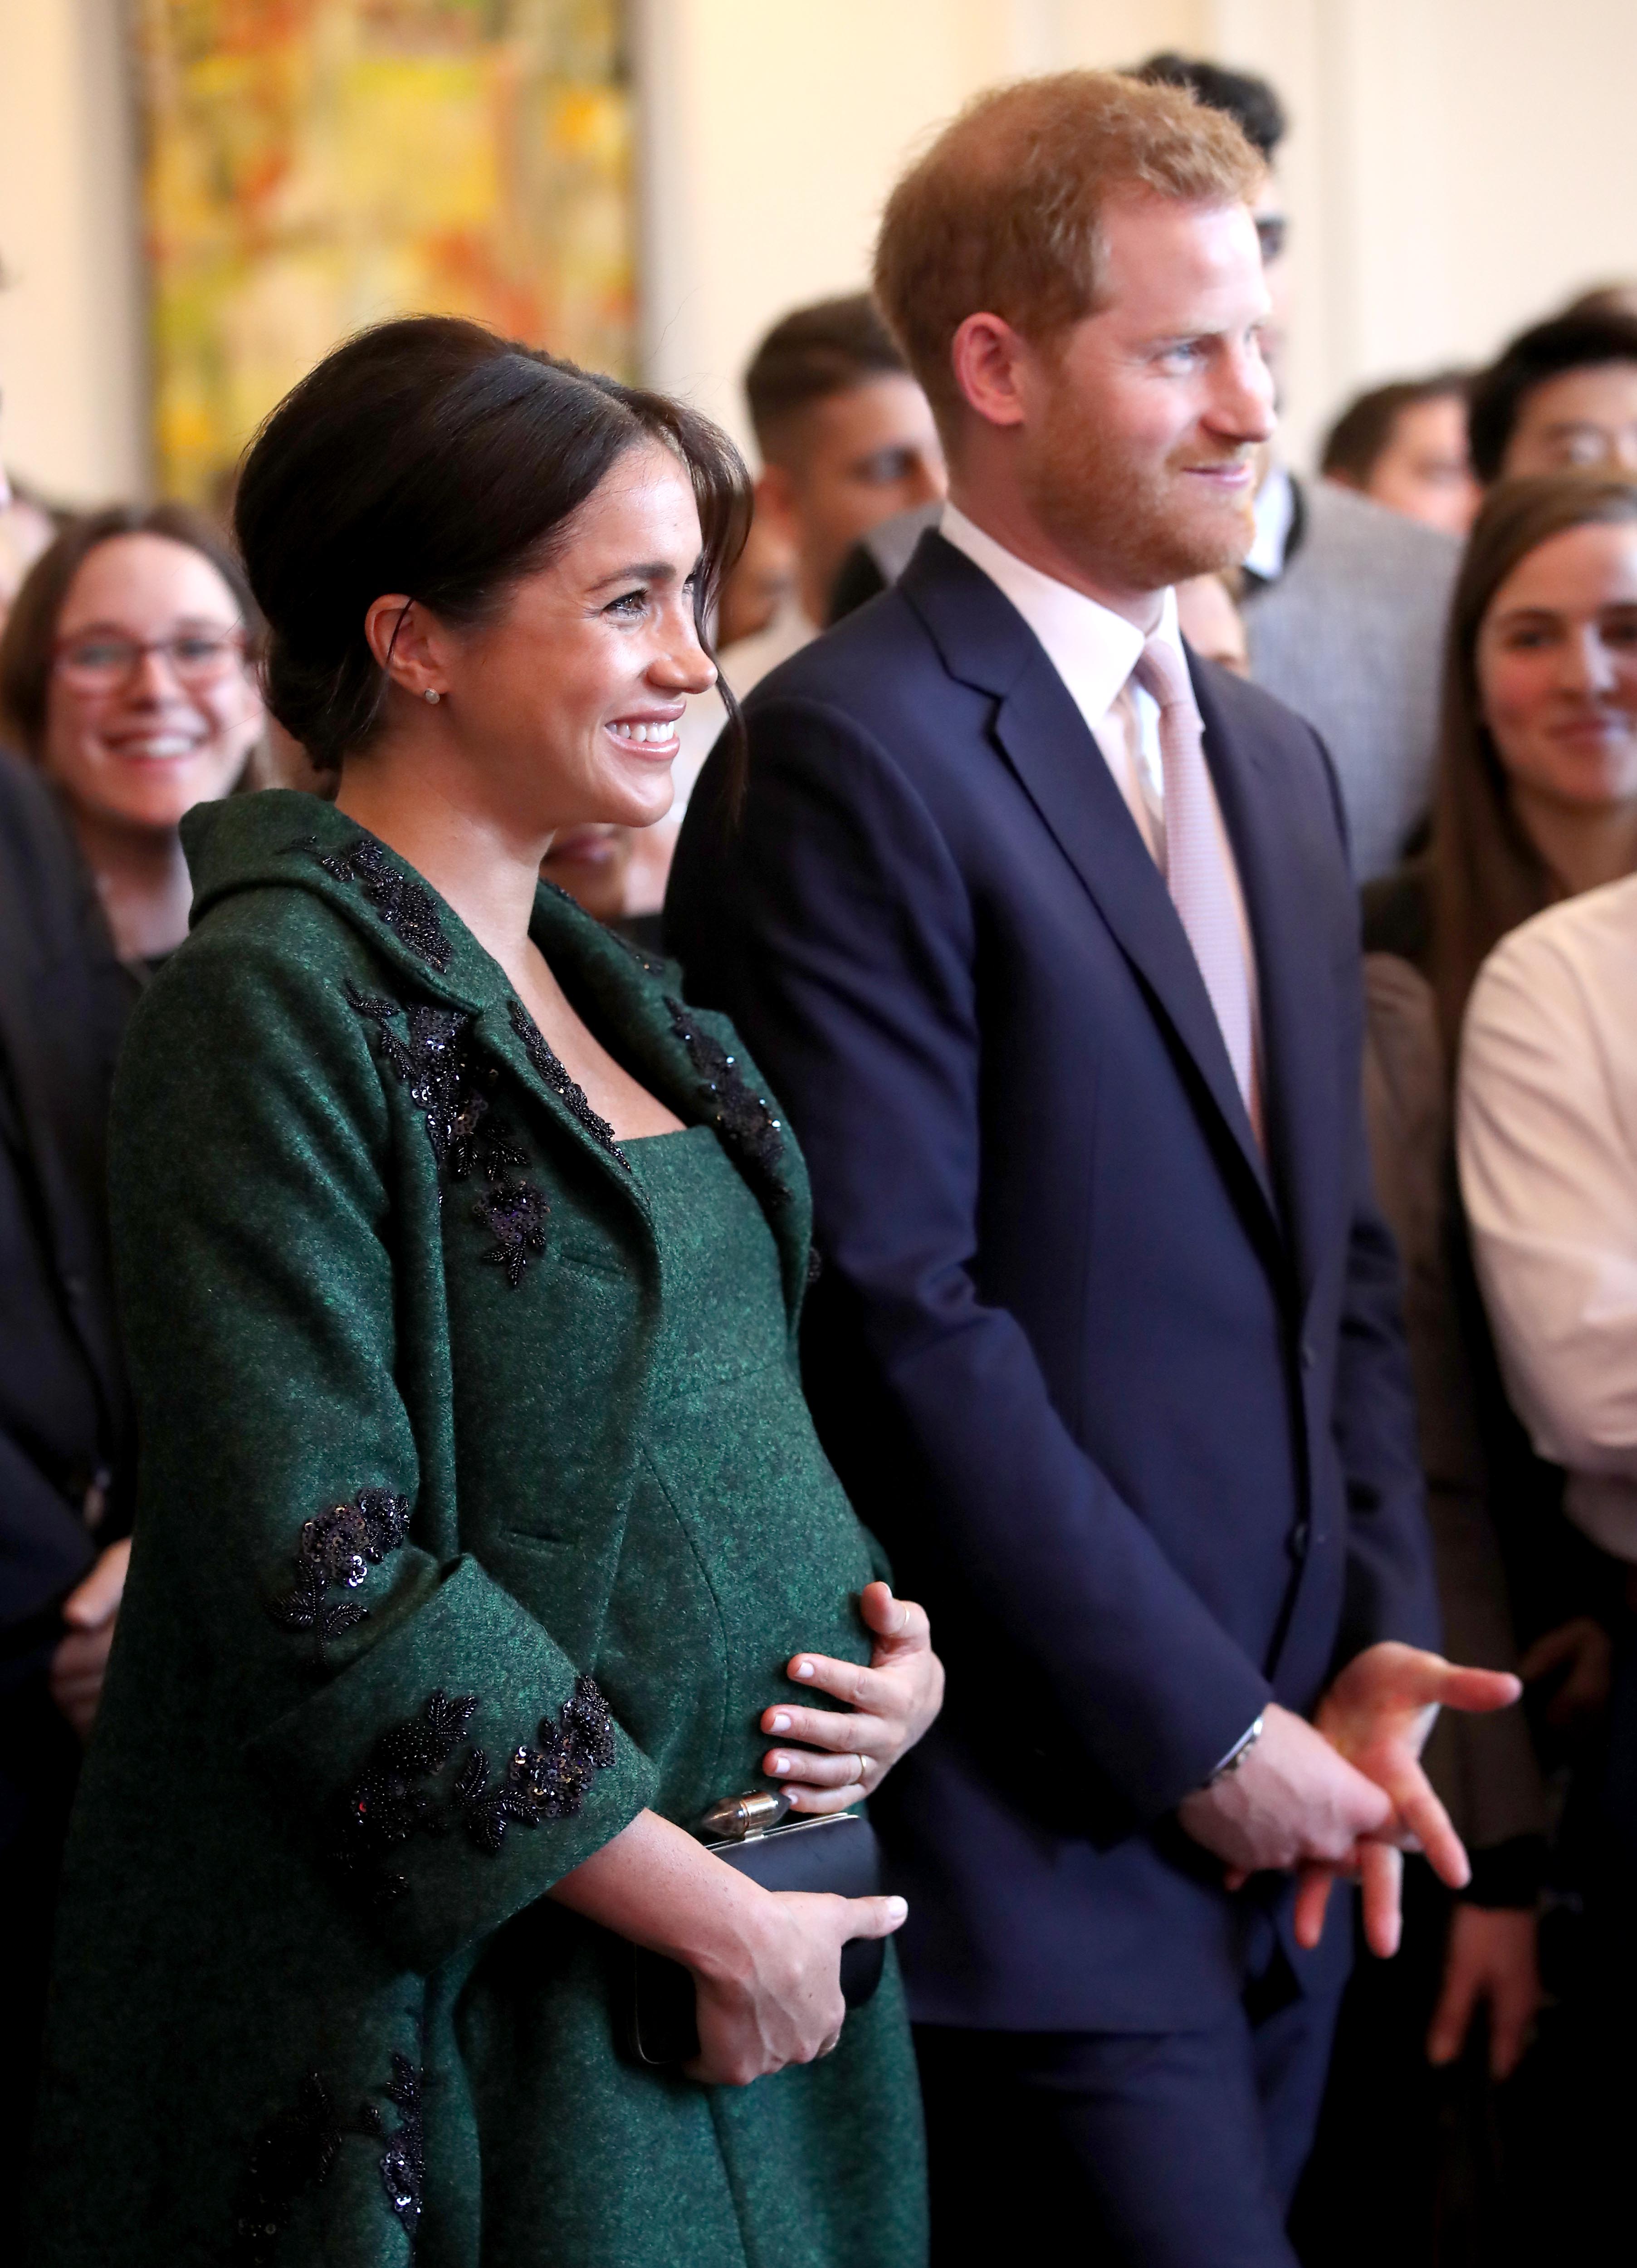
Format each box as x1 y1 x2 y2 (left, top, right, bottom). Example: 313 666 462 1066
902 538 1280 1236
525 894 816 1315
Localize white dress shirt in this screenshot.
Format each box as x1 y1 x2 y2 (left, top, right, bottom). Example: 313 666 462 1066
939 502 1261 1056
1459 874 1637 1561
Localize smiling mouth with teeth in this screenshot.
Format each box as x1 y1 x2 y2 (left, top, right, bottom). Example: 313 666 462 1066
608 719 679 744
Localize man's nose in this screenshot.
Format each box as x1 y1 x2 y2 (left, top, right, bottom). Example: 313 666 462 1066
1212 345 1277 445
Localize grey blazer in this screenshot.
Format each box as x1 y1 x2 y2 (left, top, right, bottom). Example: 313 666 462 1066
1245 481 1460 883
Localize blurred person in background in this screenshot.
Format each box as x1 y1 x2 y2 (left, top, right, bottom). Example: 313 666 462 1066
1561 282 1637 323
729 294 945 686
1352 474 1637 2257
713 509 797 648
1175 569 1251 675
1134 54 1462 885
636 292 944 920
1468 308 1637 483
1459 870 1637 2258
0 501 260 2229
1320 374 1481 538
0 505 264 967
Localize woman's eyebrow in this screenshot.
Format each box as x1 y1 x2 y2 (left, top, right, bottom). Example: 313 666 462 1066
586 560 680 592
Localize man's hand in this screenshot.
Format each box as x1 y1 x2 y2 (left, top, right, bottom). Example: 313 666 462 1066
1292 1642 1520 1957
1178 1702 1393 1877
1427 1904 1541 2080
49 1537 131 1741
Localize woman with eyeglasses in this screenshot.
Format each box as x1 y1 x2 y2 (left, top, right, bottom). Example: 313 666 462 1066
0 503 264 968
0 506 262 2210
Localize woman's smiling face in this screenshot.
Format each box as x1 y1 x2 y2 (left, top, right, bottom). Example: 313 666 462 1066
1476 518 1637 814
44 533 263 832
392 440 718 838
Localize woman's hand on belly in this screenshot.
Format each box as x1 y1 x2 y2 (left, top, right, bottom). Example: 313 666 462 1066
761 1582 945 1813
547 1809 908 2085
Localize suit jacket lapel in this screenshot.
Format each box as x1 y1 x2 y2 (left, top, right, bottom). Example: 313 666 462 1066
902 539 1278 1231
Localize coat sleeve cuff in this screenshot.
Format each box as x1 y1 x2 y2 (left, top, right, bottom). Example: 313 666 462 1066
244 1553 655 1973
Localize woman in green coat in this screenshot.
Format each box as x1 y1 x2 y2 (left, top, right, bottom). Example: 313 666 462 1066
28 318 940 2267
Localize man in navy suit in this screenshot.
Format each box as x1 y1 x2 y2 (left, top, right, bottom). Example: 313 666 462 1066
668 71 1514 2267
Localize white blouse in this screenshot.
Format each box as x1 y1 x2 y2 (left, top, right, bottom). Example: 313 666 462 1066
1458 872 1637 1562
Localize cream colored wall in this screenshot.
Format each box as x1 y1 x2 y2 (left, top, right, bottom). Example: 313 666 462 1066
633 0 1214 459
0 0 147 503
637 0 1637 472
3 1 1636 497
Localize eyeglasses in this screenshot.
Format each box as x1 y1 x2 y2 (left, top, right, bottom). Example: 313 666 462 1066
53 628 248 692
1255 214 1289 265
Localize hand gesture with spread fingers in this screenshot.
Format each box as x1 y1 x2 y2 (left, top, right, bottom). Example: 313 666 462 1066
1292 1641 1521 1957
761 1581 944 1812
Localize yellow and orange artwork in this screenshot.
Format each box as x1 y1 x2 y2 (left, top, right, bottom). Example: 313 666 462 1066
137 0 634 505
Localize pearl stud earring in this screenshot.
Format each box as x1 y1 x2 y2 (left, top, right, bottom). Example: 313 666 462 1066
423 688 442 705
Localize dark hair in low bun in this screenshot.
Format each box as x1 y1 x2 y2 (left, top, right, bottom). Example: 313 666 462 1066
233 315 751 774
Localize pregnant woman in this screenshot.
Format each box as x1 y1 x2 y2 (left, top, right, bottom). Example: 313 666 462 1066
28 318 940 2268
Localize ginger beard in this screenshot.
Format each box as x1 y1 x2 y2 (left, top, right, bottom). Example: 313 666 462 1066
1018 359 1259 595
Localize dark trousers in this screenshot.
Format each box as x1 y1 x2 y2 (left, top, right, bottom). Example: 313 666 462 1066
915 1936 1345 2268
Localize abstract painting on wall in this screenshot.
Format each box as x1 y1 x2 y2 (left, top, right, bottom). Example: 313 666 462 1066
137 0 634 504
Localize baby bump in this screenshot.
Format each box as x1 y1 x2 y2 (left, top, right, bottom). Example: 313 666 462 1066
597 1349 878 1818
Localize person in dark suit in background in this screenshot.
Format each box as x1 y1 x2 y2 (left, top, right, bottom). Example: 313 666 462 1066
0 503 262 2227
669 70 1519 2268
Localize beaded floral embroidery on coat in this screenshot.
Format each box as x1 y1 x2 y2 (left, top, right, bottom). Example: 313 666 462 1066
452 1675 617 1853
347 984 550 1286
315 835 453 973
273 1486 411 1652
330 1679 616 1903
664 997 789 1203
507 997 629 1168
361 2053 424 2238
235 2053 425 2266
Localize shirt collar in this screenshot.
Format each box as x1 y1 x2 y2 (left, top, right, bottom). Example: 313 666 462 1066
939 501 1182 724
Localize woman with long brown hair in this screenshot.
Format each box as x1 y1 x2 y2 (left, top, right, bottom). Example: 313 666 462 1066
1306 474 1637 2261
1367 473 1637 1043
0 507 263 2215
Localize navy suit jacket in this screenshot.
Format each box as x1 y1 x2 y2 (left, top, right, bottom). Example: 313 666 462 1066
667 534 1439 2031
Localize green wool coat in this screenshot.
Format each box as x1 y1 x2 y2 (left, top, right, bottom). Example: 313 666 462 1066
28 791 926 2268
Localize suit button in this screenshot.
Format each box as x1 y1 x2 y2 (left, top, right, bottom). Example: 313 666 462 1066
1300 1338 1316 1372
1290 1520 1311 1562
64 1272 87 1303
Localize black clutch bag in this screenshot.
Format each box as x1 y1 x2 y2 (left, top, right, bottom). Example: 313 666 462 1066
626 1791 885 2068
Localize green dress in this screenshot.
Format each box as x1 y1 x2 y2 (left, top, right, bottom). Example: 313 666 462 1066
27 791 926 2268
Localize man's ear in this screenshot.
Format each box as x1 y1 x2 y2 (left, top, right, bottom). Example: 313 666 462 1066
949 313 1031 431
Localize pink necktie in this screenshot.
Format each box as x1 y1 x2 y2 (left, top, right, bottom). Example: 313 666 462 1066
1132 637 1260 1136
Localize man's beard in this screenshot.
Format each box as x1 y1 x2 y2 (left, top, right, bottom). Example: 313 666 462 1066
1020 409 1256 595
